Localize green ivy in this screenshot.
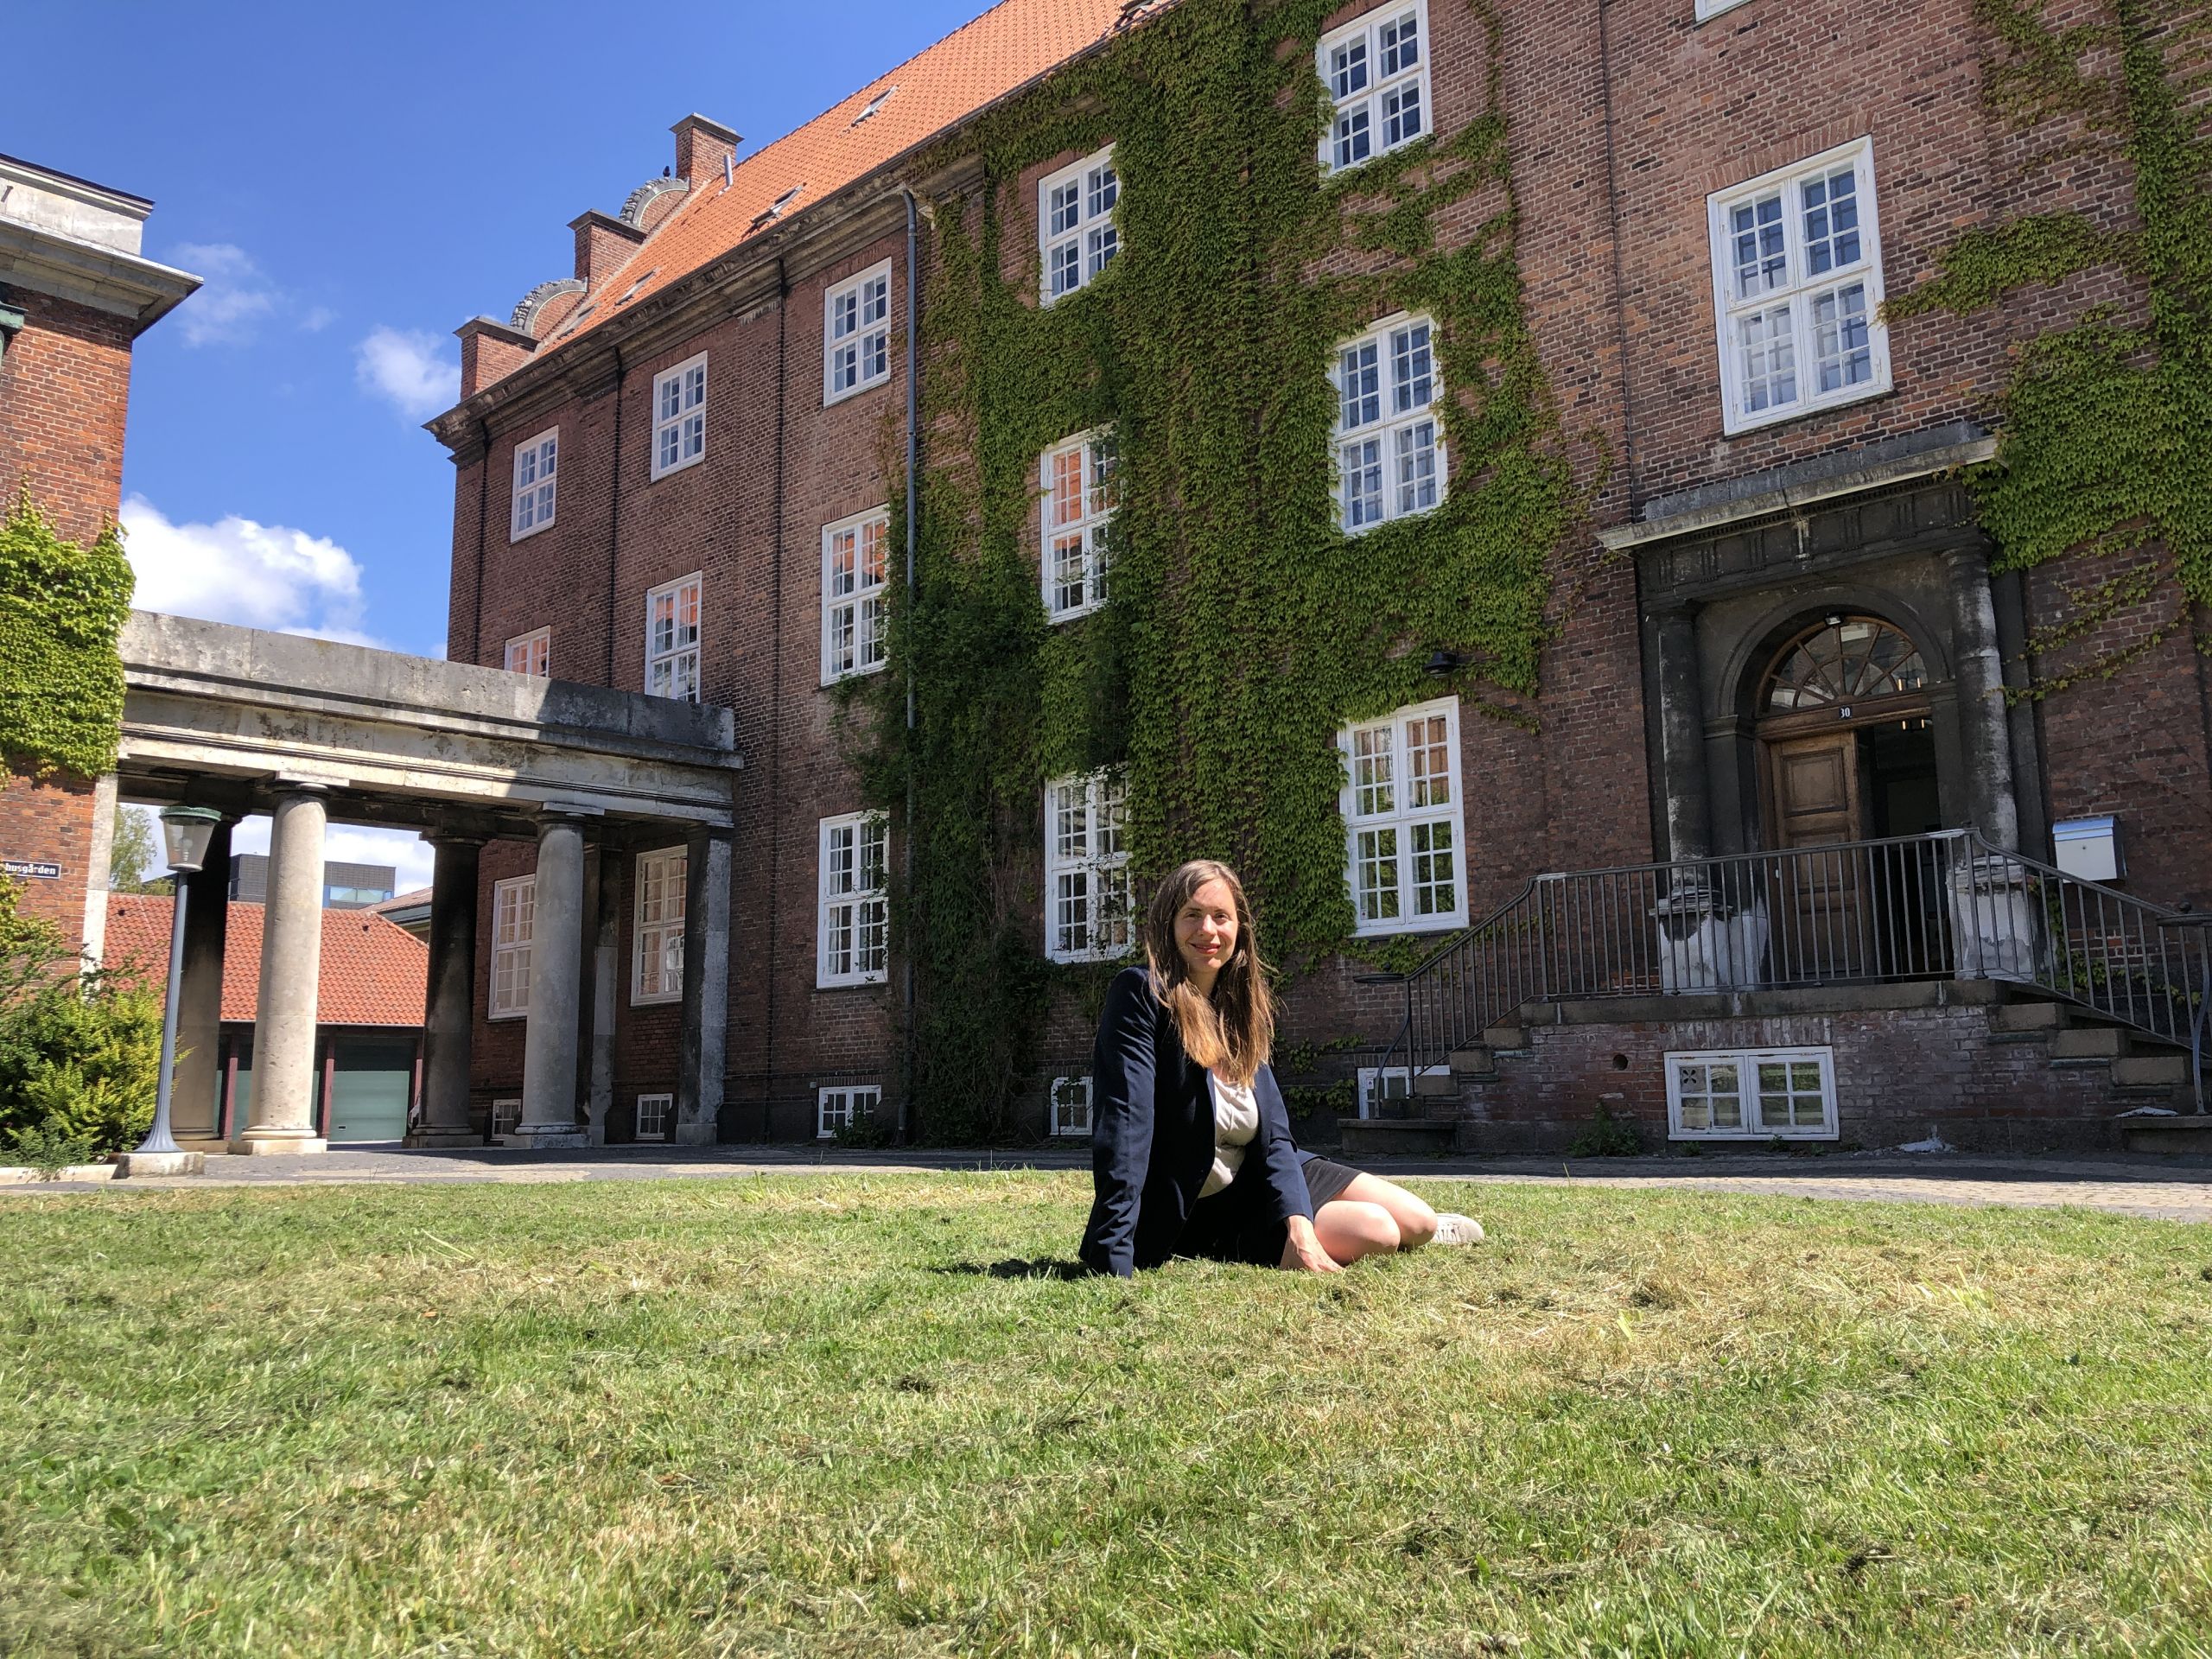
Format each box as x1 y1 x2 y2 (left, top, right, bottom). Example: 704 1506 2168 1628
862 0 1586 1140
1890 0 2212 693
0 489 133 782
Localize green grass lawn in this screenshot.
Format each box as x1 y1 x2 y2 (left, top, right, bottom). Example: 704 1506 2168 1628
3 1174 2210 1657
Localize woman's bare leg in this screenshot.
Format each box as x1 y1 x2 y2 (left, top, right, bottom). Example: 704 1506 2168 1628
1310 1198 1400 1264
1331 1173 1439 1249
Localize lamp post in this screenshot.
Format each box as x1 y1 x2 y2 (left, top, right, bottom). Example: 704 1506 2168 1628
130 805 225 1164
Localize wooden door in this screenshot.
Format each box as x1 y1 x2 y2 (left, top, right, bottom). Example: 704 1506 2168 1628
1766 732 1867 978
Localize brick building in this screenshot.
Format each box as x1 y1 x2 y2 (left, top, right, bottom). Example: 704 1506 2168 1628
0 153 198 951
431 0 2212 1152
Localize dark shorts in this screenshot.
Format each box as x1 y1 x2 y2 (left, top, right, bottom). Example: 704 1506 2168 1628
1300 1154 1364 1209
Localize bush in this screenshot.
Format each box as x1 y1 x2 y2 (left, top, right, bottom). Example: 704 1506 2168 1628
0 878 162 1158
1567 1102 1643 1159
3 1122 104 1178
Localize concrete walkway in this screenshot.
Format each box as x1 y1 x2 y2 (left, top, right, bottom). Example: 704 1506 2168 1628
6 1144 2212 1224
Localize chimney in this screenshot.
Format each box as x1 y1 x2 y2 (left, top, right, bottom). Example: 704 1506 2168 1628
671 114 741 184
568 210 647 289
455 316 536 398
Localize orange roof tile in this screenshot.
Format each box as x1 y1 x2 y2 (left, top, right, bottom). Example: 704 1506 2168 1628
102 899 429 1028
541 0 1136 354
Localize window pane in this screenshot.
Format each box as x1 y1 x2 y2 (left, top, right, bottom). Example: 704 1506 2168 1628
1332 37 1369 98
1737 305 1797 411
1335 105 1371 169
1732 194 1787 298
1340 342 1381 430
1395 420 1439 514
1802 168 1861 274
1408 818 1455 916
1353 724 1394 816
1381 11 1419 73
1051 181 1080 236
1391 323 1433 413
1087 164 1118 218
1383 82 1422 148
1812 283 1872 392
1341 438 1382 528
1357 826 1400 920
1405 713 1450 806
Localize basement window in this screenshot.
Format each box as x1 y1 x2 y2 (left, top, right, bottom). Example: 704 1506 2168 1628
1051 1075 1094 1137
635 1092 672 1142
1666 1046 1838 1140
817 1084 881 1140
1356 1065 1449 1117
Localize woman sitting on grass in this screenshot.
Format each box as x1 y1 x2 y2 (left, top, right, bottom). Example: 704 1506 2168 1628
1079 858 1484 1276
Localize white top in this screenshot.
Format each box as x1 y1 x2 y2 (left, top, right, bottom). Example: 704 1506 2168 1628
1199 1069 1261 1198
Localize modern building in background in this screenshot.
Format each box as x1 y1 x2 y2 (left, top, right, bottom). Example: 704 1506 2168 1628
228 853 397 911
427 0 2209 1152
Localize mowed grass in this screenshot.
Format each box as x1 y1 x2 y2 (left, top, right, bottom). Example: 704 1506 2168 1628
2 1176 2210 1657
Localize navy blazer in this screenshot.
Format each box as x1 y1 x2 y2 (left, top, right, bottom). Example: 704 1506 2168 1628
1078 965 1314 1276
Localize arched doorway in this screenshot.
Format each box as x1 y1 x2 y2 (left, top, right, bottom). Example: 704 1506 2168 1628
1757 614 1942 850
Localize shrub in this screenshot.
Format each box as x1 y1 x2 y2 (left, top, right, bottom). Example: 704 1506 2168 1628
3 1122 104 1179
1567 1102 1643 1158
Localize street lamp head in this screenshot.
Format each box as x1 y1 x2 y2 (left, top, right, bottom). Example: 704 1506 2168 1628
157 805 226 875
1424 648 1465 679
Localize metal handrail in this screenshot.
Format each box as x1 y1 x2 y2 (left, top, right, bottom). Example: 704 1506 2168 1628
1373 829 2208 1113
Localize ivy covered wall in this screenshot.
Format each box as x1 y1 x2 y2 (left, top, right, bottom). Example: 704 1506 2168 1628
0 490 132 785
855 0 1590 1140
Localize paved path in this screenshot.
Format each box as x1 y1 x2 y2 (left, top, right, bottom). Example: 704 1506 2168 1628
7 1144 2211 1223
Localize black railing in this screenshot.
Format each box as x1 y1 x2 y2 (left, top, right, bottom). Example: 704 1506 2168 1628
1376 830 2209 1113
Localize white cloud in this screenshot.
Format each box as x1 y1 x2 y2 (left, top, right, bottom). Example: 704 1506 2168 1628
168 242 280 347
119 494 381 644
298 304 338 334
229 817 436 895
355 326 459 421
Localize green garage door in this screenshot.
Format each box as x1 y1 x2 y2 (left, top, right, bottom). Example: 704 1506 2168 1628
327 1039 416 1143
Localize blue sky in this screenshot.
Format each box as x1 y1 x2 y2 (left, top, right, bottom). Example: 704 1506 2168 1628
8 0 989 884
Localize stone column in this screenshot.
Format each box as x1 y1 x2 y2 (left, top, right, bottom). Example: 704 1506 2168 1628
171 816 233 1144
676 827 734 1146
1941 545 2022 852
408 835 482 1147
1651 602 1713 861
233 789 327 1154
512 810 590 1147
586 845 620 1143
79 772 119 966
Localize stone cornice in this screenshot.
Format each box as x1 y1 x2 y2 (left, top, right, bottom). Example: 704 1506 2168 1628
0 219 200 334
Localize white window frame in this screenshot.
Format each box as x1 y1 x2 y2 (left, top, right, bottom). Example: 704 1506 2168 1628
1356 1065 1449 1118
1050 1075 1094 1138
824 260 893 404
504 627 550 678
489 875 535 1019
651 353 707 480
1039 144 1119 305
1666 1046 1839 1141
1318 2 1431 176
634 1091 673 1142
821 506 892 683
1333 311 1445 533
1339 695 1468 937
510 428 558 540
1044 770 1133 964
1695 0 1754 19
490 1098 522 1136
645 573 702 702
1039 429 1117 622
817 1084 882 1140
817 812 889 988
1707 139 1890 435
632 846 687 1006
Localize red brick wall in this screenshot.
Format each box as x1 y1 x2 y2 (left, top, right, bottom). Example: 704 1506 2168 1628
0 773 100 947
0 288 133 544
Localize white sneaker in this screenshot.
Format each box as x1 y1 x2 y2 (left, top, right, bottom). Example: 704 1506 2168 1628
1433 1212 1484 1246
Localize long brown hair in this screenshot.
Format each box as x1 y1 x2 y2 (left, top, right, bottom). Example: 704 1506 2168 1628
1143 859 1274 1087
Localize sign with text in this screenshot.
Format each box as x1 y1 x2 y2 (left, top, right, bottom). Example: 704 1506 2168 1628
2 860 63 880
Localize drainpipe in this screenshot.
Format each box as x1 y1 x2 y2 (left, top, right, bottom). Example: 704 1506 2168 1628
899 186 923 1145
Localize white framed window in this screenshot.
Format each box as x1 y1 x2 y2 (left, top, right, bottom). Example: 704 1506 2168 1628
1039 145 1119 304
1339 696 1466 936
1356 1065 1450 1118
1319 3 1430 175
1040 430 1117 621
1666 1046 1839 1140
824 260 893 403
1051 1075 1094 1137
1044 770 1132 963
489 875 535 1019
632 846 687 1005
504 627 550 678
651 353 707 480
1334 312 1444 532
817 1084 882 1140
822 507 891 683
1707 140 1889 435
510 428 558 539
818 812 889 987
645 573 702 702
634 1091 673 1142
1695 0 1754 20
490 1098 521 1136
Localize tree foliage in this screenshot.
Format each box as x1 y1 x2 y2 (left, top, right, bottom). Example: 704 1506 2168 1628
0 878 161 1157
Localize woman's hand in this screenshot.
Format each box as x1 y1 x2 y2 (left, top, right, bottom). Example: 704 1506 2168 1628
1280 1215 1342 1274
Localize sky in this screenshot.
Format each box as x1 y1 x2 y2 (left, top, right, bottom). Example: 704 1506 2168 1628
8 0 991 889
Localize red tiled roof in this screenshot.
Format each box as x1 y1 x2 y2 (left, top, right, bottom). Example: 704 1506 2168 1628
102 899 429 1027
542 0 1136 353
